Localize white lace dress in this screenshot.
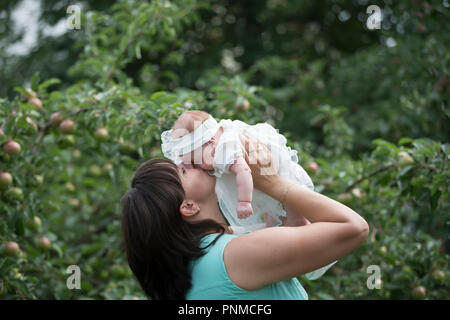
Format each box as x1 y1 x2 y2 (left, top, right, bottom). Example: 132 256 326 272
212 119 337 281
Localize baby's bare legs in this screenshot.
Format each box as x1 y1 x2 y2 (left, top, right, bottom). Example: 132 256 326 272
262 212 280 227
281 205 310 227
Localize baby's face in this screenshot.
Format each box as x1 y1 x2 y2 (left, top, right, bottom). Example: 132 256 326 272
180 142 215 171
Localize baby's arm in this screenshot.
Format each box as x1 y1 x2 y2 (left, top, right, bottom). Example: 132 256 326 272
230 156 254 219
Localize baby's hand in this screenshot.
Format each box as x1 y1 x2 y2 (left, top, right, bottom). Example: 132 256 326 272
237 201 253 219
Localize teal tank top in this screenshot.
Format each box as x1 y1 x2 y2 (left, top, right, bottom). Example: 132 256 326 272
185 233 308 300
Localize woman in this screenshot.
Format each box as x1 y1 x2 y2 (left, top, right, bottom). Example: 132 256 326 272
120 136 369 299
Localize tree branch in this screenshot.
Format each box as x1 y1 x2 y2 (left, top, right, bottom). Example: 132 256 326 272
345 162 396 192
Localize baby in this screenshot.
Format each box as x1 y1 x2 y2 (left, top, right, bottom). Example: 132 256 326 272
161 110 315 230
164 110 255 219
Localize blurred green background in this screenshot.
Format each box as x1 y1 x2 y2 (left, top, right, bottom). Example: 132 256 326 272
0 0 448 299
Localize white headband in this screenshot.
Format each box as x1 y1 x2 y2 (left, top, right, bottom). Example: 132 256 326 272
161 115 219 164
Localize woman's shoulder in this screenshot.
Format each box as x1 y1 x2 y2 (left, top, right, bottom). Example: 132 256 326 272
187 231 308 300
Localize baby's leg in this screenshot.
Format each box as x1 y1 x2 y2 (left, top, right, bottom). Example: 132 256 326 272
262 212 277 227
283 204 310 227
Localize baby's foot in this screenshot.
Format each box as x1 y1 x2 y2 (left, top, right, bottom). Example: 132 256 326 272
237 201 253 219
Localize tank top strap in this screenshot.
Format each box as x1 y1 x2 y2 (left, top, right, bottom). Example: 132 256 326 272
199 233 236 259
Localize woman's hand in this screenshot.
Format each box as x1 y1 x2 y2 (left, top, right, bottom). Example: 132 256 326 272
239 134 312 227
239 134 283 197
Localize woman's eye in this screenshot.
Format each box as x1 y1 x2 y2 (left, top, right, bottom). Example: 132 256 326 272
182 167 186 174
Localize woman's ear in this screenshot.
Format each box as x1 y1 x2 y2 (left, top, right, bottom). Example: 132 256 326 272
179 200 200 218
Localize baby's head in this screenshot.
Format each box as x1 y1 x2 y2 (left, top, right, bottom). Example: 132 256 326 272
170 110 210 139
169 110 217 170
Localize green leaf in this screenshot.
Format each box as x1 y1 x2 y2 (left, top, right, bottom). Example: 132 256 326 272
19 103 39 112
150 91 167 100
38 78 61 91
14 86 28 96
81 281 93 292
375 172 393 186
52 244 63 258
135 43 142 59
430 190 441 210
30 72 40 91
372 139 399 151
82 178 98 188
82 242 103 256
150 91 178 104
398 137 413 145
397 165 414 177
15 218 25 237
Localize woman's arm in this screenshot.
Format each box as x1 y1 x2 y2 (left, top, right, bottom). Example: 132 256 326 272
224 136 369 290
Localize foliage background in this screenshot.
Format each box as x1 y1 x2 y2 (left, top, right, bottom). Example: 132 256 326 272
0 0 448 299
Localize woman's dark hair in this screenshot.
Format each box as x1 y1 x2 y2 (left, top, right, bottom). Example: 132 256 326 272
120 158 225 300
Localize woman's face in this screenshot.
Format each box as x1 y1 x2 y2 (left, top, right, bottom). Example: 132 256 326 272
177 163 216 203
179 145 214 171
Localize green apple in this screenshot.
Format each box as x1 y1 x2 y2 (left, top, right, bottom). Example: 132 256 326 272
235 97 250 112
50 112 63 126
58 135 75 148
59 120 76 134
26 216 42 231
351 188 364 198
3 140 21 155
25 117 38 133
38 237 51 250
411 286 426 299
401 265 413 274
28 97 42 110
69 198 81 208
431 270 445 283
25 88 37 98
33 174 44 186
338 192 352 205
4 241 20 257
72 149 81 159
6 187 23 200
398 151 414 167
377 246 387 256
0 172 13 189
89 165 102 177
94 128 109 141
103 162 113 171
119 141 136 155
307 161 319 173
64 182 76 193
